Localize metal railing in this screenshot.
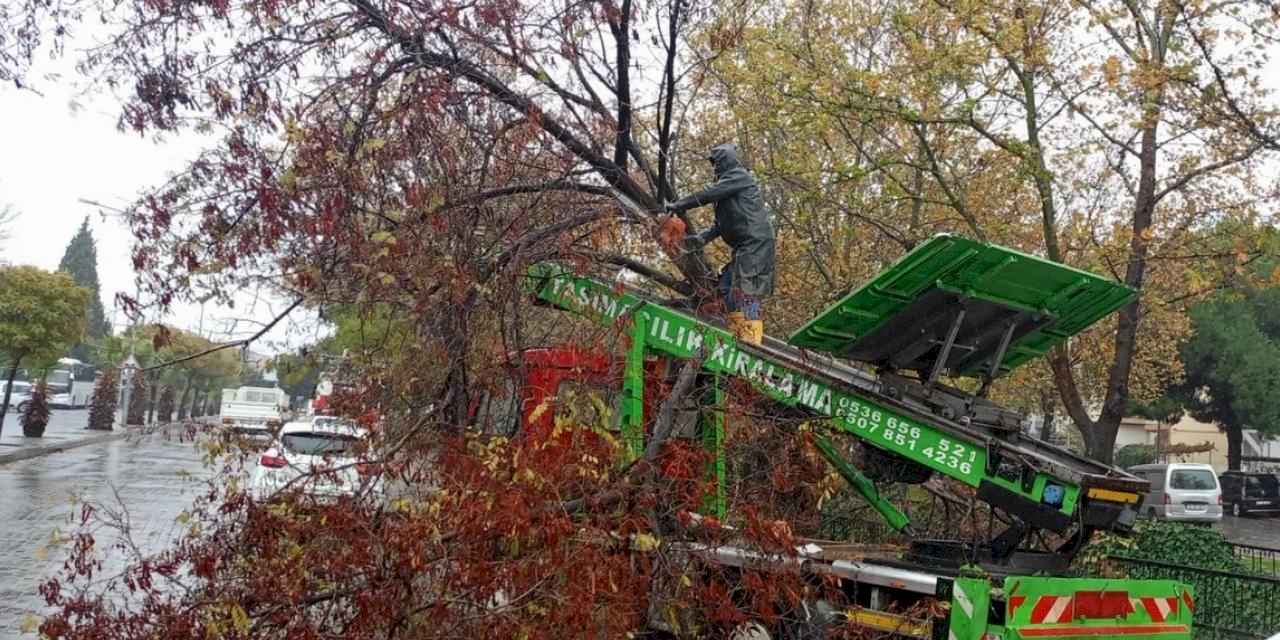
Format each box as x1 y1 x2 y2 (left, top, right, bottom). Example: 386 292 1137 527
1109 554 1280 639
1232 542 1280 577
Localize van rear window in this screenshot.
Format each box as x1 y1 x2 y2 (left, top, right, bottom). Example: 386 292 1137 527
1245 475 1280 498
1170 469 1217 490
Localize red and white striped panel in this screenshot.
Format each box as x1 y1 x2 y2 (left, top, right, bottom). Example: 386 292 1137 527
1133 596 1180 622
1029 595 1075 624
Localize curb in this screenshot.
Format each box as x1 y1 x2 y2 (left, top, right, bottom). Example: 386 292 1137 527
0 431 132 465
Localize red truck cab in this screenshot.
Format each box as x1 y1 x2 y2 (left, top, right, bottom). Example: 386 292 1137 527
474 346 671 446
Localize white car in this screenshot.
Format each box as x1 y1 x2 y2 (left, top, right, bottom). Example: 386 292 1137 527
2 381 33 413
250 418 381 502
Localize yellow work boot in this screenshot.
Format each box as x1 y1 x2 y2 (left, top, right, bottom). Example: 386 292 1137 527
744 320 764 346
727 312 749 342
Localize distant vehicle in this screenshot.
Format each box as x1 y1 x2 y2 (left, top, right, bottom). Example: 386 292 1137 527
1219 471 1280 517
1130 462 1223 522
219 385 289 437
250 417 380 502
46 358 95 408
1 380 33 414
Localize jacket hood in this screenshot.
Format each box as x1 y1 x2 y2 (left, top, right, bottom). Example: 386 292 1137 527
708 143 742 177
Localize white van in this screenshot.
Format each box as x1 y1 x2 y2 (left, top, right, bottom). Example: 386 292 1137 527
219 386 289 437
1129 463 1223 523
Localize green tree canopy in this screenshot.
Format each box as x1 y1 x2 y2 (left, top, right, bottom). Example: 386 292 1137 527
0 265 90 430
57 217 111 351
1171 286 1280 470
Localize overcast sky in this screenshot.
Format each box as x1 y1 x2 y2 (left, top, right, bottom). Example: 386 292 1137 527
0 63 316 356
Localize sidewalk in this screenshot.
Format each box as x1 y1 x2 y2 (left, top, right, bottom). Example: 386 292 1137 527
0 408 130 465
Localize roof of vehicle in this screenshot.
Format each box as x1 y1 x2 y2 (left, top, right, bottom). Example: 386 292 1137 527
1220 470 1277 476
3 380 32 389
278 417 365 437
1128 462 1218 471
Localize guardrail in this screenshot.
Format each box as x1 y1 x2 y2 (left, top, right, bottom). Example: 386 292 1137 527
1232 542 1280 578
1109 554 1280 639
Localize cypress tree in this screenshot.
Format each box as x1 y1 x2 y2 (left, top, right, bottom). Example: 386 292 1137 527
57 218 111 360
87 367 119 431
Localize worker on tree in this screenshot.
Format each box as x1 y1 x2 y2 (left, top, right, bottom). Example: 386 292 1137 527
663 143 776 345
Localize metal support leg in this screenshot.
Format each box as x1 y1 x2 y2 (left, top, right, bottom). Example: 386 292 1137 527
926 308 967 389
977 320 1018 398
814 434 912 533
621 315 648 463
700 374 726 519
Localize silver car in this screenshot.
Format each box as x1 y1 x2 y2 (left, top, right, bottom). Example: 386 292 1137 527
1130 463 1223 523
2 381 33 414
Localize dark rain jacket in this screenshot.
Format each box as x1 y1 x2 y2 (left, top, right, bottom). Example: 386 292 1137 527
668 144 776 298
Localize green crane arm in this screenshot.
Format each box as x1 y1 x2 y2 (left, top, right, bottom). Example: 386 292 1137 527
524 243 1145 535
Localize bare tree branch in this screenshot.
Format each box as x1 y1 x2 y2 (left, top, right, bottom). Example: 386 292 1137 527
142 297 304 372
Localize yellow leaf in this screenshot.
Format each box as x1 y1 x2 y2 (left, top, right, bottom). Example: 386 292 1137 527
527 398 550 426
633 532 660 552
19 614 39 634
230 604 251 634
1103 55 1122 86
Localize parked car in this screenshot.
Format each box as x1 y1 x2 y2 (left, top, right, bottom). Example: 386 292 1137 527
2 380 33 414
1218 471 1280 517
1129 462 1223 523
250 417 381 502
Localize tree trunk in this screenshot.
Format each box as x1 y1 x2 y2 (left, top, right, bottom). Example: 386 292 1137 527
1038 389 1056 442
177 374 193 420
1226 425 1243 471
0 361 20 437
436 293 475 431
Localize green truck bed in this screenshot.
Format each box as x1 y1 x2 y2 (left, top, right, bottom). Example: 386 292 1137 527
787 234 1137 378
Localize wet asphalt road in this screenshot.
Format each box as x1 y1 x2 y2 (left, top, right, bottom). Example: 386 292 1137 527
1217 511 1280 548
0 424 213 635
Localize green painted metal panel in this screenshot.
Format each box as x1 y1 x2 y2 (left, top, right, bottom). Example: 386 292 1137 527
948 576 992 640
622 314 648 462
787 235 1137 377
525 264 1082 521
700 376 726 519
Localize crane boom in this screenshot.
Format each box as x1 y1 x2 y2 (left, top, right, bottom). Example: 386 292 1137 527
525 235 1146 539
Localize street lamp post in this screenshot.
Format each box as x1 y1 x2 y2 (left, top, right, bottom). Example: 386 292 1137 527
119 354 139 428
